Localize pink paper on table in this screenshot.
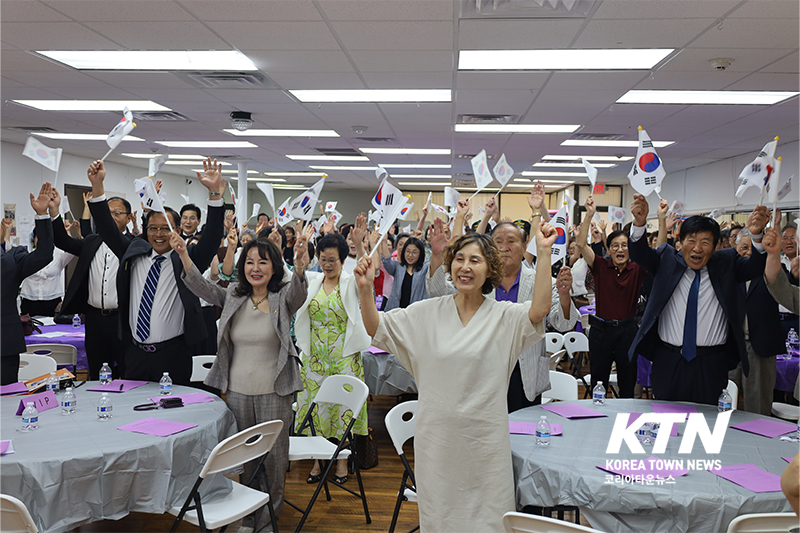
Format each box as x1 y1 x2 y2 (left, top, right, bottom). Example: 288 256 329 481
15 390 57 415
627 412 678 437
0 441 10 454
730 419 796 438
783 457 794 463
541 403 607 419
147 393 215 406
88 380 148 393
509 421 562 436
651 403 697 415
710 464 782 493
62 332 85 338
597 455 689 478
367 346 388 355
1 382 29 396
117 417 197 437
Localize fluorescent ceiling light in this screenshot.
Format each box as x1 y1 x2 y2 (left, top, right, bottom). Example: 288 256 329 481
391 174 453 179
514 178 575 184
508 183 565 189
561 139 674 148
285 155 368 161
194 169 259 175
543 155 633 161
360 148 451 155
617 90 800 105
308 166 378 171
534 162 616 168
454 124 580 134
156 141 258 148
289 89 451 103
13 100 170 112
32 132 143 141
263 172 327 177
229 177 287 182
398 182 453 187
274 185 310 189
378 163 451 169
223 129 339 137
123 153 193 159
36 50 257 71
458 49 673 70
164 160 231 166
521 171 587 178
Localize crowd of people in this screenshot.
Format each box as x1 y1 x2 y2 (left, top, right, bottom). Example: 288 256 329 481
1 159 798 531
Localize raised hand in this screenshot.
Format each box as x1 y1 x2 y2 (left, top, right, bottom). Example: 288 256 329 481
792 257 799 279
485 197 497 217
1 218 13 243
82 191 93 205
747 205 770 237
196 158 223 193
321 216 335 235
598 219 607 233
30 182 53 215
631 194 649 226
48 187 62 217
456 199 469 216
132 211 140 234
87 160 105 186
224 210 235 232
762 226 780 255
556 266 573 296
351 213 368 245
537 221 557 249
226 227 238 248
294 231 310 272
268 227 282 249
154 178 163 195
657 198 669 219
528 182 545 211
666 212 678 231
353 255 374 292
169 231 188 257
585 196 596 217
430 217 450 255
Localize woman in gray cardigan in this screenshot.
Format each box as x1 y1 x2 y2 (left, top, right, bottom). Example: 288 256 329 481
380 236 429 310
171 228 309 532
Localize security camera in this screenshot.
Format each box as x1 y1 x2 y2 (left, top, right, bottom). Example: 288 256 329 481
708 58 733 71
352 125 368 135
230 111 253 132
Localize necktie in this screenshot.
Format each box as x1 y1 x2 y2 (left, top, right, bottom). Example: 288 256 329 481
136 255 165 342
682 269 700 361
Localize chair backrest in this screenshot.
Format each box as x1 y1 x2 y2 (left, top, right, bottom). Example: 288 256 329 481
503 512 603 533
1 494 39 533
200 419 284 478
549 349 567 370
18 354 57 381
542 371 578 403
385 401 417 456
25 344 77 368
725 512 799 533
579 314 590 331
190 355 216 383
314 375 369 415
727 380 739 411
563 332 589 358
545 332 564 354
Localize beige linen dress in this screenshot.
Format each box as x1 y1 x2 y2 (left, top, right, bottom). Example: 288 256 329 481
372 295 544 533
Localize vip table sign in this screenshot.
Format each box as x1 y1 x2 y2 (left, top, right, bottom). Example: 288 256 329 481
0 382 237 533
509 399 796 533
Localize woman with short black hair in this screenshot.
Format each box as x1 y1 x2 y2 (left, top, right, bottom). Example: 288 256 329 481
379 236 429 310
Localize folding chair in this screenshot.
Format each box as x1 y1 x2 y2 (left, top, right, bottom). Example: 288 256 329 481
1 494 39 533
725 512 799 533
286 375 371 533
727 379 739 411
542 371 578 404
545 332 565 354
772 402 800 421
25 344 77 374
503 512 603 533
18 354 57 382
169 419 284 533
563 332 591 395
549 349 567 371
385 401 419 533
190 355 216 383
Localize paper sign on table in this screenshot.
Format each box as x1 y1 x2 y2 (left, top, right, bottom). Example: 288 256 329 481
597 455 689 478
541 403 607 419
1 440 14 455
15 390 57 415
509 421 563 436
88 380 148 393
29 331 67 339
0 382 29 396
710 464 782 493
117 417 198 437
62 332 85 338
730 419 796 438
368 346 388 355
783 456 794 463
651 403 698 415
148 393 215 406
627 412 678 436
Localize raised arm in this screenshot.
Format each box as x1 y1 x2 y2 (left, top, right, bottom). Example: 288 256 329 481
351 212 368 260
170 231 228 308
186 158 226 272
86 160 130 258
415 202 429 233
577 196 596 268
427 217 450 279
530 221 557 325
354 255 380 337
656 198 669 248
732 204 769 282
48 188 85 256
220 227 238 277
451 199 468 239
528 181 550 223
476 198 496 235
16 183 55 280
628 194 660 273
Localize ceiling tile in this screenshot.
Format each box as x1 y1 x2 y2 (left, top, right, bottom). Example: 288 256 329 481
89 21 228 49
725 73 800 91
661 47 794 73
361 71 453 89
212 21 340 50
332 20 452 51
267 71 365 89
458 19 583 49
350 50 454 72
320 0 452 21
40 0 194 21
762 51 800 74
1 22 120 49
689 17 799 49
573 18 717 48
456 72 549 90
634 70 751 90
1 0 71 22
244 50 354 73
181 0 321 21
592 0 740 19
728 0 799 19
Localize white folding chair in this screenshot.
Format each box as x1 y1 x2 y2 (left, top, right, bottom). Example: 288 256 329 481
772 402 800 421
725 512 799 533
503 512 604 533
17 354 57 382
190 355 216 383
25 344 77 374
563 332 592 395
545 332 565 354
385 401 419 533
168 419 284 533
549 349 567 371
727 379 739 411
542 371 578 404
1 494 38 533
286 375 371 532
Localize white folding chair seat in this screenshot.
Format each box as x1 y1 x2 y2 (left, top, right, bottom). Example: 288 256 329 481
385 401 419 533
772 402 800 421
190 355 216 383
18 354 57 382
725 512 799 533
1 494 39 533
504 512 604 532
25 344 77 373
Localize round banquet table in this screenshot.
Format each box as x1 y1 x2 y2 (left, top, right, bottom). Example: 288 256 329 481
25 323 88 370
776 354 800 392
509 399 797 533
361 349 417 396
0 382 237 533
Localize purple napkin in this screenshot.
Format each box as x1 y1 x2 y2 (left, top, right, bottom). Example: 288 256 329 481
710 464 782 493
0 441 10 454
1 382 29 396
117 417 197 437
651 403 698 415
88 380 148 393
541 403 607 419
730 419 796 438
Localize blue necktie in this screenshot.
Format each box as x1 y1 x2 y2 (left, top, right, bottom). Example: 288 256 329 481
136 255 165 342
682 269 700 361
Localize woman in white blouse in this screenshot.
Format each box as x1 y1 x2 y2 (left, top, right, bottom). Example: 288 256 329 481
20 227 74 316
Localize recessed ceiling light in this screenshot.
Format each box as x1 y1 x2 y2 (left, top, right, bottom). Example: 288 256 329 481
458 49 674 70
12 100 171 112
32 132 144 141
534 162 616 168
308 166 379 171
377 164 452 169
263 172 328 177
223 129 339 137
285 155 368 161
521 171 588 178
164 160 231 166
360 148 451 155
36 50 257 71
454 124 580 134
561 139 674 148
391 174 453 179
289 89 451 103
156 141 258 148
194 169 259 175
616 90 800 105
543 155 633 161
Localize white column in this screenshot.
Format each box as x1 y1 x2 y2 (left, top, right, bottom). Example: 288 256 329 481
237 162 248 226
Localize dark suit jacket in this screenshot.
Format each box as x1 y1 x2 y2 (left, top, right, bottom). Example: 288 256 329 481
1 218 54 355
53 214 134 315
740 276 785 358
628 237 767 377
88 199 223 346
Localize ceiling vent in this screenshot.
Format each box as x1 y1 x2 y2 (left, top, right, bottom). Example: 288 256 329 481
459 114 517 124
314 148 363 157
452 179 473 187
173 71 281 90
460 0 599 19
456 153 496 160
569 132 626 141
353 136 396 143
5 126 58 133
132 111 193 122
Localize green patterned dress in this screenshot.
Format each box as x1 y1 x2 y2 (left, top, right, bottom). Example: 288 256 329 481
296 284 368 438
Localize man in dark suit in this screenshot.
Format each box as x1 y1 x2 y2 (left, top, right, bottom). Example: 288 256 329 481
48 188 134 380
1 183 55 384
627 194 769 405
87 159 225 385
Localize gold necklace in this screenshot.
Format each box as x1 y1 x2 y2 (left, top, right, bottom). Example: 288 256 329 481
251 294 268 310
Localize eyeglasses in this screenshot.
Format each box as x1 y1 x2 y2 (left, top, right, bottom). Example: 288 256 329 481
609 243 628 251
110 211 130 217
147 227 171 235
318 257 340 265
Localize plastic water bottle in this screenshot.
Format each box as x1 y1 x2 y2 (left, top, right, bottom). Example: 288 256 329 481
636 422 653 445
45 371 59 393
61 387 76 414
650 422 661 442
159 372 172 396
593 381 606 406
99 362 112 385
72 313 81 328
97 393 113 420
787 328 799 357
21 402 39 431
535 416 551 446
718 389 732 412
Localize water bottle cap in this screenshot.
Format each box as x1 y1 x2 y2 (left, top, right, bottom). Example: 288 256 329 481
101 393 109 397
103 362 108 365
26 402 34 406
722 389 728 393
598 381 603 385
540 415 547 420
163 372 169 376
66 387 73 392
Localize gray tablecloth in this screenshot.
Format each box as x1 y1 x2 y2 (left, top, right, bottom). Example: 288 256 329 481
1 382 238 533
509 399 797 533
361 349 417 396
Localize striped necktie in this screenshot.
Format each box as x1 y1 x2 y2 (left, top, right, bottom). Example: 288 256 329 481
135 255 165 342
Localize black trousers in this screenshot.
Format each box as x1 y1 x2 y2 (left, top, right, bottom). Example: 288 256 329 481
1 353 20 385
507 361 542 413
124 336 192 386
650 341 729 406
20 298 61 317
193 306 218 356
588 319 638 398
84 307 127 380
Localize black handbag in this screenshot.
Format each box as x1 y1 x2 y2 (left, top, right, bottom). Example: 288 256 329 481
354 427 379 470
